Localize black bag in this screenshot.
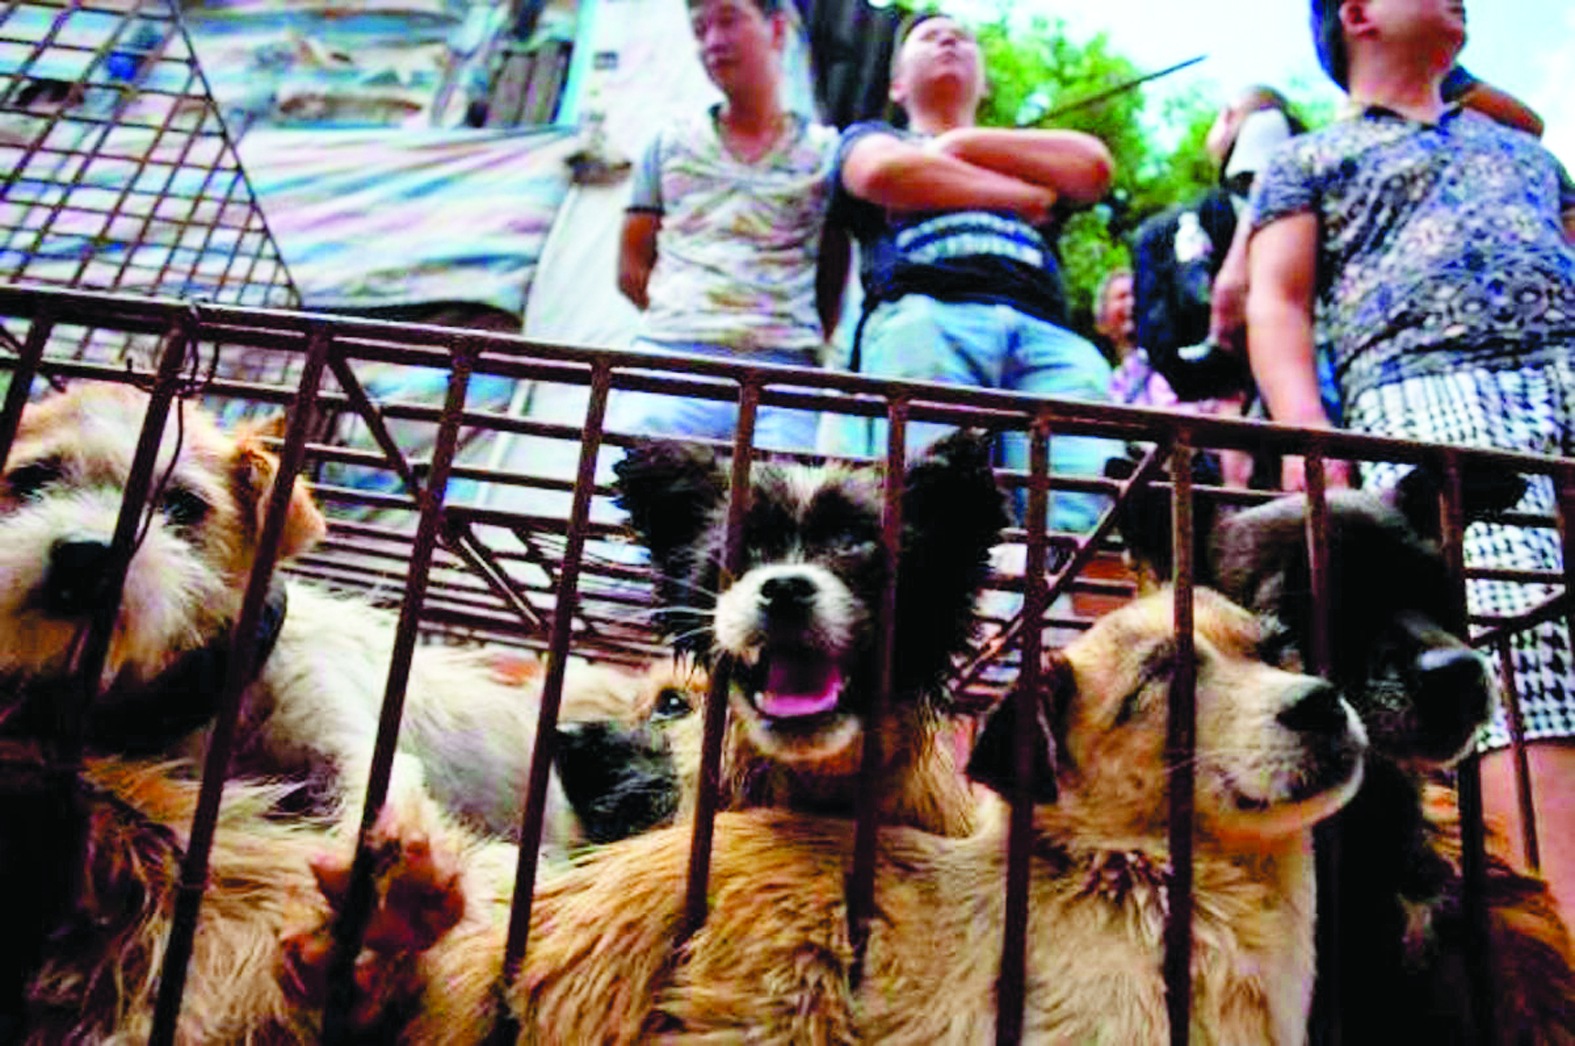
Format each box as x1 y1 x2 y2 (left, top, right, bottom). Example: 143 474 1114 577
1130 188 1251 401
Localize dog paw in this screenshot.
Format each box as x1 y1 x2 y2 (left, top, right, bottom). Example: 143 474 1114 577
361 810 466 952
312 802 466 951
279 921 429 1030
280 802 465 1020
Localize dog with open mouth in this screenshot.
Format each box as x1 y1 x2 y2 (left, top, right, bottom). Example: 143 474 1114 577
326 587 1364 1044
610 428 1009 835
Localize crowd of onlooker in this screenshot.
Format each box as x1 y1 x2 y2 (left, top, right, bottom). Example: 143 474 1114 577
611 0 1575 925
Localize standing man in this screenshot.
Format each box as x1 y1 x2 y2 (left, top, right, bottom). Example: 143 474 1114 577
1248 0 1575 920
824 13 1116 532
613 0 848 452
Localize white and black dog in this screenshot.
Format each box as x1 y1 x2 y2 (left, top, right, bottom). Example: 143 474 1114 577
610 430 1008 835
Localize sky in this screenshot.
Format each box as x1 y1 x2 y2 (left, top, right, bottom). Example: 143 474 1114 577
944 0 1573 170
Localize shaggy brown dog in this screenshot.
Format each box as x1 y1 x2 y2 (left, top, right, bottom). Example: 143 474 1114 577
0 648 678 1044
610 430 1008 837
340 588 1365 1044
0 383 586 852
0 742 471 1044
1119 471 1575 1044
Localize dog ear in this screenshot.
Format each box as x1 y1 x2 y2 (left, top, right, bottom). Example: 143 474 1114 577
1387 462 1527 544
231 436 328 560
965 653 1071 803
897 430 1010 678
1105 451 1219 591
612 441 727 571
244 411 290 442
901 428 1008 558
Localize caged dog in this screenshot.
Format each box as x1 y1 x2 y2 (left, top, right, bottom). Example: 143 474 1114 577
0 739 477 1044
551 657 709 845
0 382 627 855
609 428 1009 836
1117 465 1575 1045
332 587 1366 1044
0 655 683 1044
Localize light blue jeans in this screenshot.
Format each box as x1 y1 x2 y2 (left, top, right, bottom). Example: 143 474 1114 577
819 297 1118 533
603 339 821 453
597 339 821 598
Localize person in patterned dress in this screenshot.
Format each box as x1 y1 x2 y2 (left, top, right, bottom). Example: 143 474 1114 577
611 0 849 452
1248 0 1575 920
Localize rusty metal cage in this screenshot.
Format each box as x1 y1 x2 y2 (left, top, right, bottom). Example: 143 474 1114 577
2 0 300 380
0 283 1571 1044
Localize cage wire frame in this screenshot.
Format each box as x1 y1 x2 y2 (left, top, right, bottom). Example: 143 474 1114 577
2 0 301 381
0 283 1572 1044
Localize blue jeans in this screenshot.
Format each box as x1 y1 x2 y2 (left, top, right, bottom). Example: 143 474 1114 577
597 339 821 600
603 339 821 452
819 297 1118 533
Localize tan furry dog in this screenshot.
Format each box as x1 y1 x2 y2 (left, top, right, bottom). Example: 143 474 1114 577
1116 474 1575 1044
552 658 710 843
336 588 1367 1044
611 430 1009 837
0 382 614 855
0 742 471 1044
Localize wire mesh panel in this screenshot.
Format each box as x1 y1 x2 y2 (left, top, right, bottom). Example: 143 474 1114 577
1 0 299 375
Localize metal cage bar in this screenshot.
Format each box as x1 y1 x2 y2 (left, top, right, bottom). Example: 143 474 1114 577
1163 438 1198 1046
149 327 331 1044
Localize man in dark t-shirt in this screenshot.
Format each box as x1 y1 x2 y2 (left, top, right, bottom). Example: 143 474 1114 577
820 13 1117 533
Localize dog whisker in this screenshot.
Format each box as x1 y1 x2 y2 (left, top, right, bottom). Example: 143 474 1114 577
664 625 719 650
645 572 723 602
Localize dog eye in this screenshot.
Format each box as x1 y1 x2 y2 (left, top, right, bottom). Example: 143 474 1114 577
5 460 61 500
828 536 877 558
161 486 209 528
1258 628 1303 670
812 527 877 554
1113 688 1145 726
652 687 694 721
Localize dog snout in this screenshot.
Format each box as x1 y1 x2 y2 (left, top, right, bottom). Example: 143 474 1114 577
41 538 117 615
1276 682 1350 737
553 721 679 845
1414 646 1493 753
760 574 817 619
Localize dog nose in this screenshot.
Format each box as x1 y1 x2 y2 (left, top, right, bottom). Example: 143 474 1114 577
1277 683 1349 736
42 539 117 615
1414 646 1493 749
760 574 817 610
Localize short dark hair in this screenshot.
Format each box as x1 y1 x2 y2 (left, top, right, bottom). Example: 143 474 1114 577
898 11 954 46
1310 0 1349 88
687 0 783 16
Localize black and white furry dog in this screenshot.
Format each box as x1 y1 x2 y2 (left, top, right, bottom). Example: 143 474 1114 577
610 429 1008 837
